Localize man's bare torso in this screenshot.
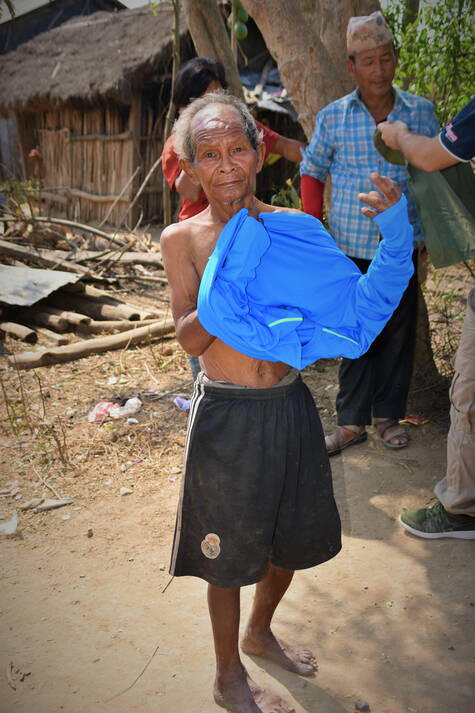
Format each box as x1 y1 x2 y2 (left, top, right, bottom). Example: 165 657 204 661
163 201 297 388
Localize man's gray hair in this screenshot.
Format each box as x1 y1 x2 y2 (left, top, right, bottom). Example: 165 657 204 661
173 90 263 162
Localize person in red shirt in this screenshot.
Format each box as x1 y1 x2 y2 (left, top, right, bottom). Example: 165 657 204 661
162 57 305 380
162 57 305 223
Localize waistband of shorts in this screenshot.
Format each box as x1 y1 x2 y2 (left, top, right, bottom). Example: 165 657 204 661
196 368 301 399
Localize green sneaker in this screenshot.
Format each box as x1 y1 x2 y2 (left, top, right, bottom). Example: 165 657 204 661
399 500 475 539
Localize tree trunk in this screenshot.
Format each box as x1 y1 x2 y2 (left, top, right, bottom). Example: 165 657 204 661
241 0 379 138
163 0 181 226
182 0 244 99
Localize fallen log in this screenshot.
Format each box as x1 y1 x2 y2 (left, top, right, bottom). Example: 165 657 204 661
55 285 162 320
29 308 69 331
115 274 168 285
77 318 166 334
36 305 91 326
0 216 127 247
0 322 37 343
80 285 163 317
0 238 90 275
8 319 176 369
48 293 142 321
32 326 70 345
41 250 163 268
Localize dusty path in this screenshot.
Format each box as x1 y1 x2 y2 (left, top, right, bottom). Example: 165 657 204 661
1 355 474 713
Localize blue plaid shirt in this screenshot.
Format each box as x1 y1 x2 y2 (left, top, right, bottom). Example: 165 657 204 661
300 88 440 259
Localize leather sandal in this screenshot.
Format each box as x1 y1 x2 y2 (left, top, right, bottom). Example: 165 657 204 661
325 426 368 457
375 419 409 449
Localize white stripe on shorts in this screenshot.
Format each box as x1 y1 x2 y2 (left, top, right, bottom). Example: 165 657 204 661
170 378 206 573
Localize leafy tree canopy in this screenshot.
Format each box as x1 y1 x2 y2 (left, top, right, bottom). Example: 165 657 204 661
386 0 475 125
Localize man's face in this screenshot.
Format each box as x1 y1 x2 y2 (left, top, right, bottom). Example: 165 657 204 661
347 43 397 99
181 104 265 206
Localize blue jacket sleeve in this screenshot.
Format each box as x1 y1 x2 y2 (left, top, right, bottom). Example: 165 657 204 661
302 195 414 363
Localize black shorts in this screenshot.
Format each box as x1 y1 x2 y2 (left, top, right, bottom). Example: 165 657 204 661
169 371 341 588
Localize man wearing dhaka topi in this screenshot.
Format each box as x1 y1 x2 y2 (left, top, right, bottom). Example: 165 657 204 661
161 91 415 713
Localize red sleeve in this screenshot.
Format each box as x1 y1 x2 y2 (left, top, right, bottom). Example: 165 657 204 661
301 174 324 222
256 120 280 158
161 134 181 190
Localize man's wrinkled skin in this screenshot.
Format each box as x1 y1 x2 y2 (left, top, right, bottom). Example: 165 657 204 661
161 102 400 713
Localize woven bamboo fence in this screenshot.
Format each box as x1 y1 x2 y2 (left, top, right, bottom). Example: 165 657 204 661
36 102 165 226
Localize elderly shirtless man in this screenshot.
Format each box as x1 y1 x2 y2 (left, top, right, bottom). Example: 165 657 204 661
161 92 406 713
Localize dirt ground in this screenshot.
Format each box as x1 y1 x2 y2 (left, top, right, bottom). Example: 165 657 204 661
1 263 474 713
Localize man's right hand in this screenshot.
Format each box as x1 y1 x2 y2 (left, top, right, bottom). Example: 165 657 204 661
358 173 402 219
377 120 409 150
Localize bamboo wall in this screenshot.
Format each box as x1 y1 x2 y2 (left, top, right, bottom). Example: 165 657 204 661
32 100 165 228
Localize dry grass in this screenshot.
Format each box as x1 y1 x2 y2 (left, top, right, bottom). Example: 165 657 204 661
0 262 472 527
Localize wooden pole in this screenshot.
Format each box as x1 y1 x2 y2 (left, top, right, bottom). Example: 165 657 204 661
77 318 164 334
29 308 69 332
0 217 127 247
9 319 176 369
0 238 90 275
0 322 37 343
31 326 70 345
162 0 180 226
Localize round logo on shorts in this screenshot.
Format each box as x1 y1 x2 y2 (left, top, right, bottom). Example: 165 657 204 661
201 533 221 559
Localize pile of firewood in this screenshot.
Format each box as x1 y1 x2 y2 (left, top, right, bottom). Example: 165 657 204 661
0 213 175 369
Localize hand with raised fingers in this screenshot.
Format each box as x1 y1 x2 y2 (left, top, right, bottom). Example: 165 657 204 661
358 173 402 219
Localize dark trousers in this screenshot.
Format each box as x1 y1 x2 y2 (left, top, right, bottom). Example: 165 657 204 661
336 251 418 426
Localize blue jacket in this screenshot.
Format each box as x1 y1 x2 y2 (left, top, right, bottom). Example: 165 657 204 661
197 196 414 369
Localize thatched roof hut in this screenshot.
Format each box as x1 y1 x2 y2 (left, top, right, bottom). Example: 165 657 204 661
0 0 126 55
0 6 189 110
0 6 194 226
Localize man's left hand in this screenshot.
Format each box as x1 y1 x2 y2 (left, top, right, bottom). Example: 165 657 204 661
358 173 402 219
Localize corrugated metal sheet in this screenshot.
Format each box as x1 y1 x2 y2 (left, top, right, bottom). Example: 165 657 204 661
0 264 81 306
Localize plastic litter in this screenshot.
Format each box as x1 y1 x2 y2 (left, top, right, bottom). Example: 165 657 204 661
173 396 191 412
109 397 142 419
399 414 429 426
127 417 139 425
88 401 116 423
120 487 134 496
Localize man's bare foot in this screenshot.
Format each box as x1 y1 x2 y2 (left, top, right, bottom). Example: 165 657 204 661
214 666 295 713
241 628 318 676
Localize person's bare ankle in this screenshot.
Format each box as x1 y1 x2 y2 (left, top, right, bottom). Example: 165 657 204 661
214 666 296 713
241 626 318 677
215 660 246 686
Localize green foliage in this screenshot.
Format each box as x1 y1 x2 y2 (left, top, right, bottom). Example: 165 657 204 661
1 178 40 205
228 0 249 40
271 176 301 210
385 0 475 125
0 178 41 219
